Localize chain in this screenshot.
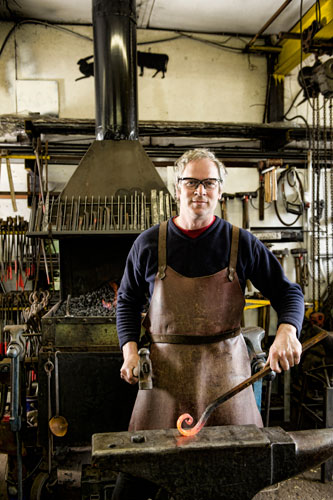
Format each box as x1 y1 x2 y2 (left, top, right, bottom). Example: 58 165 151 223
316 96 321 309
330 98 333 328
311 98 316 309
323 100 330 304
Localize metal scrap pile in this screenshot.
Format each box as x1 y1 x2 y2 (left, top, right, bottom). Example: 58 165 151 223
55 282 118 317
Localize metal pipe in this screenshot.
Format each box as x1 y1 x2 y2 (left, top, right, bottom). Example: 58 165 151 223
246 0 294 49
5 326 26 500
92 0 138 140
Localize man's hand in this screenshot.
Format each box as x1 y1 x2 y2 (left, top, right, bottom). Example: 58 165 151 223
267 323 302 373
120 341 140 384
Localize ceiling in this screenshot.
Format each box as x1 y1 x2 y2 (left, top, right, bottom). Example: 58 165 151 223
0 0 316 36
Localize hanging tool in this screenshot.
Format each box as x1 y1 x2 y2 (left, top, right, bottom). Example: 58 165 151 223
257 161 265 220
220 193 235 222
272 248 289 269
33 140 45 210
44 358 54 474
5 325 26 500
236 192 257 230
263 159 283 203
274 167 305 226
177 327 331 436
5 156 18 212
281 167 304 215
49 351 69 437
291 248 308 293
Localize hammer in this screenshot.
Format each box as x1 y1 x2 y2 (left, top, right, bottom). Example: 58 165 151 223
236 191 257 229
272 248 289 269
291 248 308 293
220 193 235 221
133 347 153 390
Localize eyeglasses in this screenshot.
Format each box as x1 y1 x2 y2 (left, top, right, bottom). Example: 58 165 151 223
178 177 222 191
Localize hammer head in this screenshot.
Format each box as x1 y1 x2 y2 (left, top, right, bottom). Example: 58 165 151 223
221 193 235 200
138 347 153 390
236 191 258 199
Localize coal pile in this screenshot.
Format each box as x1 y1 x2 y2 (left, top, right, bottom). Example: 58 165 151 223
55 282 117 318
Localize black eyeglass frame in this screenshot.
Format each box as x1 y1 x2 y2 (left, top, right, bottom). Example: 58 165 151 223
177 177 223 190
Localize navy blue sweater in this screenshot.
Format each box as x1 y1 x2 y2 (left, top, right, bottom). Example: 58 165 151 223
116 217 304 349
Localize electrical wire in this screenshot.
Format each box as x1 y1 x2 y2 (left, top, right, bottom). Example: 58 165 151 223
274 167 305 226
284 88 303 118
138 35 183 45
138 32 239 47
6 457 43 485
0 19 93 58
262 64 271 123
0 19 251 60
249 190 272 211
178 32 245 52
283 113 311 146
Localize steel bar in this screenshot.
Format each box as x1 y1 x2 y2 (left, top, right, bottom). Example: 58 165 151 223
245 0 293 49
33 147 45 209
141 193 145 230
133 192 137 230
151 190 158 225
159 190 164 223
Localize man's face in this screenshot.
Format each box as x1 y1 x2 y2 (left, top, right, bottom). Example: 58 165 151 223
176 158 222 222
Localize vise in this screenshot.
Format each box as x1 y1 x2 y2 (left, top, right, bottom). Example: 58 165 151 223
92 425 333 500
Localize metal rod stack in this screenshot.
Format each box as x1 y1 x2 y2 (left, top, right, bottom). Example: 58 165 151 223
29 190 176 233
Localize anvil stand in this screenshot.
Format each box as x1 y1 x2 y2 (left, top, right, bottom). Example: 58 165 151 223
92 425 333 500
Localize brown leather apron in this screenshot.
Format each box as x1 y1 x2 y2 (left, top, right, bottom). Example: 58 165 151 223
128 221 263 431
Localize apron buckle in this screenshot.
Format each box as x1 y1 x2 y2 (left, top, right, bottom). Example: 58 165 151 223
228 267 235 281
158 266 166 279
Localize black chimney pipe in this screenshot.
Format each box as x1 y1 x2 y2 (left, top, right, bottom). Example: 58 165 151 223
93 0 138 141
60 0 167 199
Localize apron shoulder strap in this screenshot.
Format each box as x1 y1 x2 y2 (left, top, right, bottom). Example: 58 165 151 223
157 220 168 279
228 225 240 281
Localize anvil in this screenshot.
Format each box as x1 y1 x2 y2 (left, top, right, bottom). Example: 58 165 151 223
92 425 333 500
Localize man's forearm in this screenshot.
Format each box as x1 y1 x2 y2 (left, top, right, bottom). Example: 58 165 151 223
122 341 138 360
120 341 140 385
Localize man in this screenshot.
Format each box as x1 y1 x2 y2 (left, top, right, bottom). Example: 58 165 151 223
113 148 304 499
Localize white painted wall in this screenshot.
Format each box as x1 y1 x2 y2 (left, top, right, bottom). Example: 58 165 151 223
0 23 267 121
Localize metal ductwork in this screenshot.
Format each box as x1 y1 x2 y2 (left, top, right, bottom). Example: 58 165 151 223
60 0 167 201
93 0 138 141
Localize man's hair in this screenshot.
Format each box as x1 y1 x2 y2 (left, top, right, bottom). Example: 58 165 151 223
174 148 227 186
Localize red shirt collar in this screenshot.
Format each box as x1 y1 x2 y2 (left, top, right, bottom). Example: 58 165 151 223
173 216 216 238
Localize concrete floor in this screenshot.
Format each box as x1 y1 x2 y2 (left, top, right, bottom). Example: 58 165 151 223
0 453 332 499
253 466 333 500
